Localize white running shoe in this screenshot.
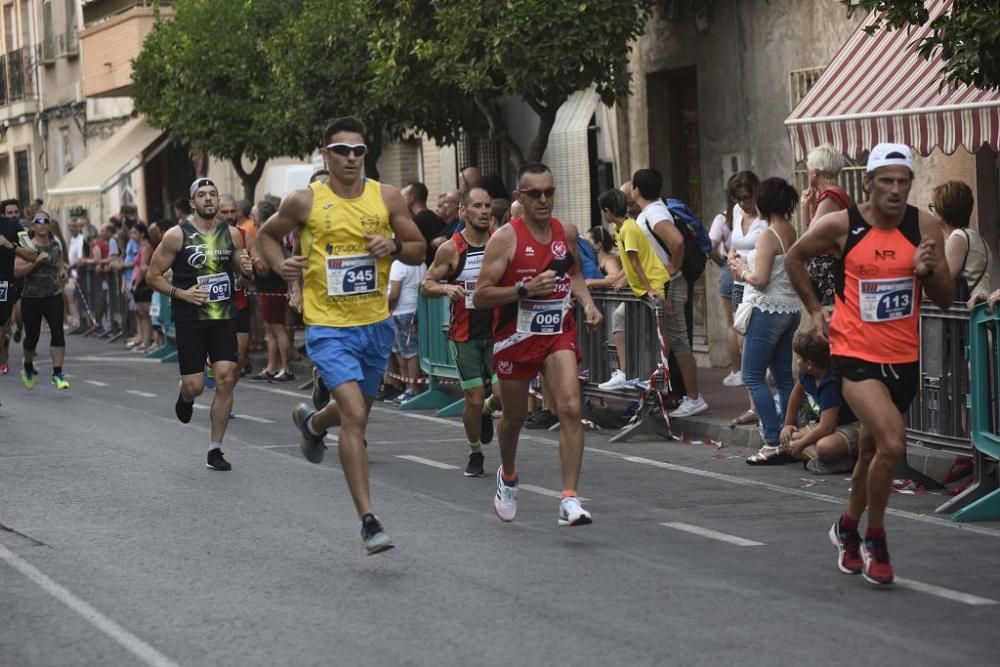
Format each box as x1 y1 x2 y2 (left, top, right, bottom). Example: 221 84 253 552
558 496 593 526
669 395 709 418
493 466 518 522
722 371 744 387
598 369 629 390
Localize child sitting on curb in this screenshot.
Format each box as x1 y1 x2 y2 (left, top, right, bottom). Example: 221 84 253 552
780 331 860 475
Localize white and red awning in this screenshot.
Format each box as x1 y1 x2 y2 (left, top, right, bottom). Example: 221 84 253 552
786 0 1000 161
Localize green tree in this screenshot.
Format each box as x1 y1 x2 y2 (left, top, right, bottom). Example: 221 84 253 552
264 0 479 179
132 0 313 201
378 0 654 167
842 0 1000 91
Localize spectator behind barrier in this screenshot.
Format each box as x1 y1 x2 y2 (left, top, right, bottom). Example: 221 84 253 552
595 188 666 391
729 177 801 464
709 175 742 387
780 331 860 475
388 257 427 403
934 181 992 303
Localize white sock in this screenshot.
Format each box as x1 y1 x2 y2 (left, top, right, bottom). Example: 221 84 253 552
209 442 221 452
306 414 323 436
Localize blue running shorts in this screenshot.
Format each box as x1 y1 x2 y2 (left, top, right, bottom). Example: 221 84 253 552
306 319 396 398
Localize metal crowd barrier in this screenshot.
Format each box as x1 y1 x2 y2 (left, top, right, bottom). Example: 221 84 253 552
937 304 1000 521
406 294 464 416
578 288 669 442
905 302 971 454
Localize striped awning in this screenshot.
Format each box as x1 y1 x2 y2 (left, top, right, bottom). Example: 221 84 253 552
785 0 1000 161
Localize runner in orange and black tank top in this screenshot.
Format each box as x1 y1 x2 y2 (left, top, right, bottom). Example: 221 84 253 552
830 204 923 366
446 232 492 343
492 216 578 369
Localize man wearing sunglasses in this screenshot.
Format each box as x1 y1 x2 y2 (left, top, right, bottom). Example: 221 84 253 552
0 201 38 376
474 162 602 527
257 116 425 555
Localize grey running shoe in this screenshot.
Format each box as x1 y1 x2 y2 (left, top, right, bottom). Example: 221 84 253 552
311 367 330 411
293 403 327 464
360 513 394 555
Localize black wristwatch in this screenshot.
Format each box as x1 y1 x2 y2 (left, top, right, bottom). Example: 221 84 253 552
391 237 403 257
516 279 528 299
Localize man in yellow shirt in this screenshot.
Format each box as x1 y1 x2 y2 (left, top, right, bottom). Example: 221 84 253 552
596 188 669 390
258 117 426 555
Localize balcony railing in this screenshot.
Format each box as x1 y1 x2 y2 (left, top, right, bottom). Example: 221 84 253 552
0 47 38 105
40 37 56 63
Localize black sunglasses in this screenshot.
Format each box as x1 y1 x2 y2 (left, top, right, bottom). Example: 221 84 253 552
326 143 368 158
521 188 556 200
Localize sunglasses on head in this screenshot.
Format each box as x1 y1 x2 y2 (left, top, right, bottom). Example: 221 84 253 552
521 188 556 200
33 216 50 224
326 143 368 158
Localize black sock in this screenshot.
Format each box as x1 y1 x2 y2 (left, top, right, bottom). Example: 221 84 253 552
53 366 62 375
24 361 35 373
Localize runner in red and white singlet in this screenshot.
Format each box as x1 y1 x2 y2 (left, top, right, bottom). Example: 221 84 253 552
787 144 953 586
474 162 602 527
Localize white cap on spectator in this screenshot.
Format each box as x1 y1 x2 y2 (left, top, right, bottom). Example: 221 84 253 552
866 143 914 173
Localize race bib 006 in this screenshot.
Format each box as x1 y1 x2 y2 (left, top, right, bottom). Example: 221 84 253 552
517 298 567 335
859 277 914 323
326 254 377 296
197 272 232 303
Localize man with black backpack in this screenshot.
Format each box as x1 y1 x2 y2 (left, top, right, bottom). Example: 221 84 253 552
632 169 708 418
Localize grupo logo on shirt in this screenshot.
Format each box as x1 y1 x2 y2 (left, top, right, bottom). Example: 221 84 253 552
551 241 567 259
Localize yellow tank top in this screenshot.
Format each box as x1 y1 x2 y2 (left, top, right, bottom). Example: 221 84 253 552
301 179 392 327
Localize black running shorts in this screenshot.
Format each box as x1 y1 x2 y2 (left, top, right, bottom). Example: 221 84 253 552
175 319 238 376
235 305 251 334
831 355 919 415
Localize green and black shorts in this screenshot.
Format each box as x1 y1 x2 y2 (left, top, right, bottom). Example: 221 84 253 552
449 339 497 390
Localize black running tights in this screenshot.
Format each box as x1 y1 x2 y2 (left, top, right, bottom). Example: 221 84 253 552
21 295 65 352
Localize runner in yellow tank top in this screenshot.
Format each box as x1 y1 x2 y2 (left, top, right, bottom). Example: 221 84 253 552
300 178 394 327
257 117 425 555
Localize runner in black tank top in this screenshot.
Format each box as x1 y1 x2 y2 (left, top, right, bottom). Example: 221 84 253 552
421 187 502 476
145 178 253 472
784 144 953 586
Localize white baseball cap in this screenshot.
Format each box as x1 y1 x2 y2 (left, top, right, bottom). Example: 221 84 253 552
866 143 914 173
189 177 218 197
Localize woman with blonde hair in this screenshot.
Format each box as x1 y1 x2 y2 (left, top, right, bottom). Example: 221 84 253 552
801 144 852 307
933 181 992 302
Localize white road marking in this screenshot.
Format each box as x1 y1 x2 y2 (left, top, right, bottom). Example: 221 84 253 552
0 543 180 667
894 577 999 606
660 522 765 547
397 455 461 470
192 404 209 410
232 414 275 424
69 356 160 364
372 405 457 426
84 380 108 387
126 390 157 398
519 484 589 502
241 384 309 399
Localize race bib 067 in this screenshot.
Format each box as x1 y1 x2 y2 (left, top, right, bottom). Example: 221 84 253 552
197 272 232 303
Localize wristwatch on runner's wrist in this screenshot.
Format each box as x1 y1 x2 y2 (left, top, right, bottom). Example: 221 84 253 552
516 279 528 299
391 237 403 257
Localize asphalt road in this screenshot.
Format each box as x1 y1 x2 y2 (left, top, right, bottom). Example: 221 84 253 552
2 336 999 666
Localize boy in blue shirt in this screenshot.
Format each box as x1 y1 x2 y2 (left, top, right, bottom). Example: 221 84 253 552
781 331 860 475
